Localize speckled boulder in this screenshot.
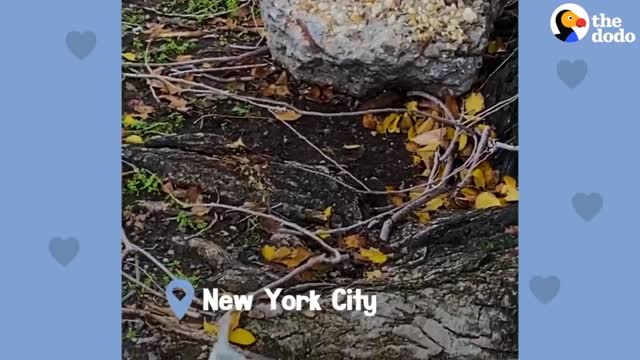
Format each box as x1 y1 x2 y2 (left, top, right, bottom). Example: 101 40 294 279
261 0 508 97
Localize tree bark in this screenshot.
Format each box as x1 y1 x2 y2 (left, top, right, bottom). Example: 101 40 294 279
122 139 517 360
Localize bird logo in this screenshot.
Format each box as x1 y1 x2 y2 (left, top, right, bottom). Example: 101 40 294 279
551 4 589 43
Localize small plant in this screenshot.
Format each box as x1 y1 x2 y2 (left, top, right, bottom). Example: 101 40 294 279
226 0 239 12
125 169 161 195
125 328 138 341
152 39 197 62
175 211 208 231
163 260 202 288
231 102 251 116
122 8 144 32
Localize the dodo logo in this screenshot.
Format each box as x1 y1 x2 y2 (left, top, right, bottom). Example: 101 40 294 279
551 4 589 43
551 3 636 44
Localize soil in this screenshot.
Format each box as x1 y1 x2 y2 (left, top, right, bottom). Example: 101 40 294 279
121 1 518 359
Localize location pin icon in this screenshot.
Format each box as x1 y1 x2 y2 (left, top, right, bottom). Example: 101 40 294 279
165 278 195 320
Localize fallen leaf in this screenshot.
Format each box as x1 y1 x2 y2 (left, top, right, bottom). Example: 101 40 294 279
343 234 366 249
122 113 138 127
390 195 404 207
124 135 144 144
359 247 388 264
412 128 446 146
406 101 418 113
260 218 281 234
323 206 333 220
472 169 485 189
415 118 435 135
414 209 431 223
191 206 210 217
464 92 485 116
365 269 383 280
261 245 277 262
425 195 446 211
278 247 312 268
271 109 302 121
130 100 155 119
457 133 468 151
503 176 517 188
226 137 247 149
445 95 460 118
229 328 256 345
159 95 190 112
399 113 413 132
502 185 519 202
203 320 218 335
122 52 137 61
475 192 502 209
362 113 377 130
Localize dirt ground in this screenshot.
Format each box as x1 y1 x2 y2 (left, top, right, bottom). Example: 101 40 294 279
121 1 518 359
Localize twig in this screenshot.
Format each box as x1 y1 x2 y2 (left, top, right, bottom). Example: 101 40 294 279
124 47 268 68
122 228 177 280
168 195 344 262
276 118 371 192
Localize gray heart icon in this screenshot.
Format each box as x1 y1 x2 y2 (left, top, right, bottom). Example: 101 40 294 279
572 192 603 221
529 276 560 304
49 237 80 266
557 60 587 89
66 31 96 59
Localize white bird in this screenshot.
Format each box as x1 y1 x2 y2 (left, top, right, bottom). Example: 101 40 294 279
209 311 247 360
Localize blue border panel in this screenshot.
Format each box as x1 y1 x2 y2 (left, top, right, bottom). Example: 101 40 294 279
521 1 640 359
0 1 120 359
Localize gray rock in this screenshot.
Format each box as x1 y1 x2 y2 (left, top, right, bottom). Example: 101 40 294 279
261 0 508 97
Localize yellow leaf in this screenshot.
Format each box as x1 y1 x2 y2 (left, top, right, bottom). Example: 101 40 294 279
458 133 468 151
124 135 144 144
229 311 241 330
464 92 485 115
503 185 519 202
475 192 502 209
406 101 418 113
271 109 301 121
390 195 404 207
472 169 485 189
414 209 431 224
343 234 366 249
425 195 445 211
278 247 312 268
229 328 257 345
387 114 401 133
261 245 277 261
417 142 440 153
459 187 479 202
203 320 219 336
359 247 388 264
399 113 413 131
323 206 333 219
446 127 455 140
122 52 137 61
415 118 435 134
273 247 292 260
503 176 517 188
407 126 416 139
316 228 330 239
378 113 398 134
365 269 383 280
123 114 137 127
